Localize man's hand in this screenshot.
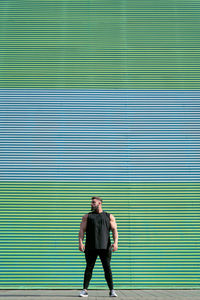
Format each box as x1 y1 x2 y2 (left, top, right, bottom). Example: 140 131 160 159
79 243 85 252
111 243 118 252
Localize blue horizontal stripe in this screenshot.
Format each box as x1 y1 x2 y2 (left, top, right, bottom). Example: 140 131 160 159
0 89 199 181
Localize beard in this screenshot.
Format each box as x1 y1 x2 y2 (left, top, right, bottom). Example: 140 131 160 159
91 204 99 212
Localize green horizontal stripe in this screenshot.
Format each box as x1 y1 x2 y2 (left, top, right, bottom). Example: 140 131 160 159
1 0 200 89
0 182 199 287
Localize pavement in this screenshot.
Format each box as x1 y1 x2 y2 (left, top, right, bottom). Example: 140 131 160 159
0 289 200 300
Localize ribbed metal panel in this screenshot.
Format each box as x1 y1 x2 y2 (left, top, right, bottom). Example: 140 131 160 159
0 90 199 182
0 182 199 289
0 90 199 288
0 0 200 290
0 0 200 89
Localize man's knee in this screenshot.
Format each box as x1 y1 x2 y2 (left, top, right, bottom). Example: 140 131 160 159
102 262 112 272
86 264 95 271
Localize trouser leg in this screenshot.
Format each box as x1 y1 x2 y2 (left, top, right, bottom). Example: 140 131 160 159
99 246 114 290
83 250 98 290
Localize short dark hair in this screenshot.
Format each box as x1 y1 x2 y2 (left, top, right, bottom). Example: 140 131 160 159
91 196 103 203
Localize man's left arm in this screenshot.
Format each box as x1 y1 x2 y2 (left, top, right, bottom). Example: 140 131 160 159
110 214 118 252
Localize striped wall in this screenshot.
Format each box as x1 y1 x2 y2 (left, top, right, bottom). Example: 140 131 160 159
1 0 200 89
0 0 200 290
0 182 199 289
0 90 199 289
0 90 199 182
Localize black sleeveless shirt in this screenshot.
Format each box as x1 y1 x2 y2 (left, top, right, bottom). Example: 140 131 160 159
85 211 111 250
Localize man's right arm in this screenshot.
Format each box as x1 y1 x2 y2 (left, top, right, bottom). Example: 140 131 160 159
79 214 88 252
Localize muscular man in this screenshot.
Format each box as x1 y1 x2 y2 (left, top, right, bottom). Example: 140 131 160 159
78 196 118 297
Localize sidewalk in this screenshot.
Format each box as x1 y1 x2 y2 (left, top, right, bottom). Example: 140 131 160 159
0 289 199 300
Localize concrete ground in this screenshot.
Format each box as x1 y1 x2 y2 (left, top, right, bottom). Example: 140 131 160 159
0 289 200 300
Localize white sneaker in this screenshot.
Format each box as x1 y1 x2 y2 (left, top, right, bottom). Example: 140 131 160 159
109 289 118 297
79 289 88 297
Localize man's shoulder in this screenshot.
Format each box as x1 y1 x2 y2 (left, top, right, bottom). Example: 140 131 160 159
109 213 115 221
82 213 89 221
103 211 109 215
103 211 112 218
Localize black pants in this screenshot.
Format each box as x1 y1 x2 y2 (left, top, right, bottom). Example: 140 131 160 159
83 245 114 290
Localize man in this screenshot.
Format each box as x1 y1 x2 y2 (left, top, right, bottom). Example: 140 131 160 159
78 196 118 297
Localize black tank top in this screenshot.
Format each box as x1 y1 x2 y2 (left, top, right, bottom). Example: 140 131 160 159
85 211 111 250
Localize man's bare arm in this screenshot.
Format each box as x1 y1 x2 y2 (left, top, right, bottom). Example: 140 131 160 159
110 214 118 251
79 214 88 251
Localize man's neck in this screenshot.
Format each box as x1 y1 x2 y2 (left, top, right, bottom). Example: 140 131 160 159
94 208 103 214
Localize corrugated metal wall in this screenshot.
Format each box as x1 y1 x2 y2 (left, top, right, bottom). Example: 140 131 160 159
0 0 200 289
1 0 200 89
0 181 200 289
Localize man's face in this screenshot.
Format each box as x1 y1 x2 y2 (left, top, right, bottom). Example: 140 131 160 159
91 199 100 212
